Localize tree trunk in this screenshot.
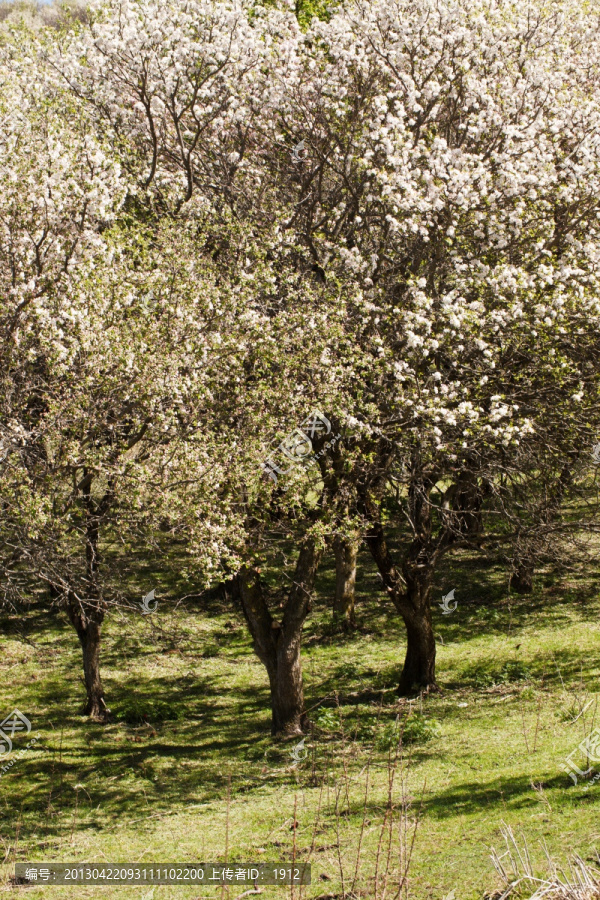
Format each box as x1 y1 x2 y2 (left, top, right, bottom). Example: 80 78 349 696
362 479 439 697
506 466 571 595
237 539 321 737
453 471 483 536
65 474 109 721
66 596 108 720
267 641 308 736
397 605 437 695
333 535 358 629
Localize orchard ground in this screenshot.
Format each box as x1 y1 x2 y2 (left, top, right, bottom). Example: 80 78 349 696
0 538 599 900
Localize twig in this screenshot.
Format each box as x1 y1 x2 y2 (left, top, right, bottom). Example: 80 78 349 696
222 774 231 900
532 693 543 753
350 758 371 897
520 702 530 754
291 793 298 900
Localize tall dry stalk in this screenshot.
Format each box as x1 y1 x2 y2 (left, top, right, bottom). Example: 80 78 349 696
492 824 600 900
302 725 423 899
221 773 231 900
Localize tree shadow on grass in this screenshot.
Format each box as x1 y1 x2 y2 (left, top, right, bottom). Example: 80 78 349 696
0 659 299 847
2 536 599 853
443 645 600 691
418 770 599 819
328 769 595 824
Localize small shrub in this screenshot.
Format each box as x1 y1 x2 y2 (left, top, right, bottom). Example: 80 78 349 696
313 707 341 733
351 713 379 741
500 660 532 683
373 713 440 750
117 697 186 725
463 660 532 688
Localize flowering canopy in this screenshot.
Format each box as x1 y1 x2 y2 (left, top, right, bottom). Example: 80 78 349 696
2 0 600 705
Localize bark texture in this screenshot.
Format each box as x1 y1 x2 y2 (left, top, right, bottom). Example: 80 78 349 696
65 470 110 721
452 471 484 536
66 595 108 720
237 539 321 736
333 535 358 629
363 479 439 696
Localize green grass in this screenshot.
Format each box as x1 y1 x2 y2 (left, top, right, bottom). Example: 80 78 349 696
0 542 599 899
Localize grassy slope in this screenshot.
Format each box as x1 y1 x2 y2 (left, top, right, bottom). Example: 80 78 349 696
0 542 599 899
